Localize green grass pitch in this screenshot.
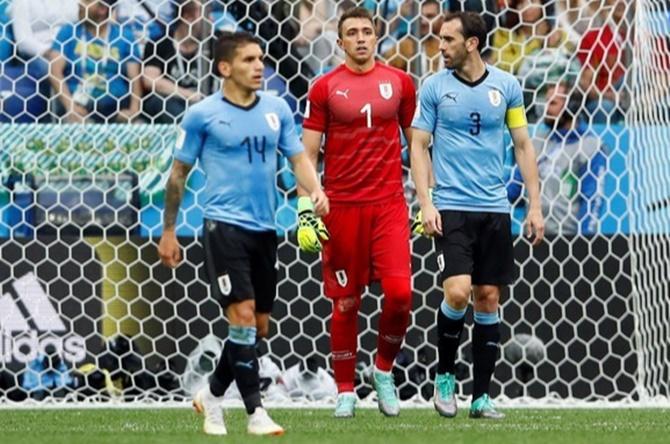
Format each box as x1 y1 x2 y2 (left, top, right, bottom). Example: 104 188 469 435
2 408 669 444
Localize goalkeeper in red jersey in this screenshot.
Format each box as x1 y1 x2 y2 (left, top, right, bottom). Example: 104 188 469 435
297 6 416 418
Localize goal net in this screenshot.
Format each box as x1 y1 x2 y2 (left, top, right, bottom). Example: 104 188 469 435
0 0 666 405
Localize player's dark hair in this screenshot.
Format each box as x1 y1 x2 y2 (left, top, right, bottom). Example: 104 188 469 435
337 6 375 38
213 31 262 66
444 11 487 51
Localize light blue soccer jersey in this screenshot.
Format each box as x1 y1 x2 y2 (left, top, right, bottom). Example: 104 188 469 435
174 91 303 232
412 65 526 213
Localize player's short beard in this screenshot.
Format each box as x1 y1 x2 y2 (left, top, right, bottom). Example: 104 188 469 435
445 47 467 70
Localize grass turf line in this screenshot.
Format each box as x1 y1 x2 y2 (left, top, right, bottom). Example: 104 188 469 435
1 408 669 444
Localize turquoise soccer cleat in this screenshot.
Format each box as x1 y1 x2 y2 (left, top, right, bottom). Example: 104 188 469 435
373 370 400 417
469 394 505 420
333 392 357 418
433 373 458 417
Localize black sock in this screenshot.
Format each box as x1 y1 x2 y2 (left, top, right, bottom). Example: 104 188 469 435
209 341 235 397
228 340 262 414
472 321 500 400
437 301 466 374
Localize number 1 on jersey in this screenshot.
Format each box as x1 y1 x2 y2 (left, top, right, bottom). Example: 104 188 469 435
360 103 372 128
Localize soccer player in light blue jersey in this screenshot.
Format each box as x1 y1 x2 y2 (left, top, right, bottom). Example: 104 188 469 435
411 12 545 419
157 31 328 436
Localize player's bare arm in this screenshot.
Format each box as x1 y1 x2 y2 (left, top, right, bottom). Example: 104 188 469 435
405 126 435 188
510 125 545 246
411 128 442 236
296 128 323 195
158 159 192 268
290 151 329 217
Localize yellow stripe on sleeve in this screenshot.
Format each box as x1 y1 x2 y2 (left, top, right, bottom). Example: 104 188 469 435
505 106 527 129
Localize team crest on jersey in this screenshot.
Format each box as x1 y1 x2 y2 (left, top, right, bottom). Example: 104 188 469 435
488 90 502 107
265 112 280 131
218 273 232 296
335 270 348 287
379 82 393 100
175 127 186 150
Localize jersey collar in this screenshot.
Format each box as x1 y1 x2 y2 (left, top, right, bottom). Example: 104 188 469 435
221 93 260 111
452 69 489 88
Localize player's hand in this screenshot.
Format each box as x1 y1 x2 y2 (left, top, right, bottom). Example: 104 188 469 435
525 206 545 246
310 189 329 217
412 188 434 236
420 203 442 237
158 229 182 268
411 209 427 236
297 196 330 253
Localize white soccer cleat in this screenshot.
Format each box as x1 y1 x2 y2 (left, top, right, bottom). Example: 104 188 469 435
192 387 227 436
247 407 285 436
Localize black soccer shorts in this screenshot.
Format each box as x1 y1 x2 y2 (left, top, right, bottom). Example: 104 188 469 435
434 210 515 286
202 219 278 313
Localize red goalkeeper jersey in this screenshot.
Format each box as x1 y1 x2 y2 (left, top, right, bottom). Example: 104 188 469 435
303 61 416 205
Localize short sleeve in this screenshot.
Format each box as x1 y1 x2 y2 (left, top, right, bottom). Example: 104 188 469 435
398 72 417 129
51 23 74 54
277 99 304 158
173 107 206 165
122 26 142 64
505 77 527 129
411 75 438 133
302 77 328 133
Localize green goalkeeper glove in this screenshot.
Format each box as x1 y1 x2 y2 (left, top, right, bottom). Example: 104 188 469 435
411 188 433 236
297 196 330 253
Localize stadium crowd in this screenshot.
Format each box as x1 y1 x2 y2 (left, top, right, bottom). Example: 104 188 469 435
0 0 632 125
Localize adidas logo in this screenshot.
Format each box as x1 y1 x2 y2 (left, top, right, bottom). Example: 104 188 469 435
0 272 86 364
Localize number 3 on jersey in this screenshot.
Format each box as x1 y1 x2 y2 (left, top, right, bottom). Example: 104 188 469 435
469 112 481 136
360 103 372 128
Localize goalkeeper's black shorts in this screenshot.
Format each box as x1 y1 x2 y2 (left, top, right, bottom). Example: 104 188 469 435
202 219 277 313
434 210 515 286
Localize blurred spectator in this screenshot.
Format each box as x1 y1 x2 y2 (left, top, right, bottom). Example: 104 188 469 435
517 15 579 121
292 0 346 74
117 0 176 26
9 0 78 62
4 0 78 122
21 345 74 401
364 0 415 54
577 0 631 123
142 0 213 123
490 0 561 74
383 0 443 82
447 0 499 39
508 82 607 235
48 0 142 123
116 0 173 55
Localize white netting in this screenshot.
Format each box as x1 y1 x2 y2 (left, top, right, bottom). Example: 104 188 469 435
0 0 667 406
629 0 670 400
